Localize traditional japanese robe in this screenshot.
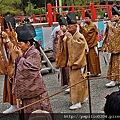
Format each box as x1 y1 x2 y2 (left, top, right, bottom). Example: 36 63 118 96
59 67 69 86
0 38 7 75
80 21 101 75
0 16 17 105
56 31 88 104
55 31 69 86
12 45 52 119
0 16 7 75
102 20 120 82
1 39 17 105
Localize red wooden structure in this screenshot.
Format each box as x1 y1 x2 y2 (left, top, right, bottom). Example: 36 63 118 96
14 3 120 26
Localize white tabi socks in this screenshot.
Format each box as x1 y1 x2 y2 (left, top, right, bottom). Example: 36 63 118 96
3 105 17 114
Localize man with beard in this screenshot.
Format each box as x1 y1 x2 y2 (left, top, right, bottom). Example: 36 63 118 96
80 10 101 77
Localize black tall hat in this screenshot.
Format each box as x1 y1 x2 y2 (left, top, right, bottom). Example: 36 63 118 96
66 12 77 25
85 10 91 18
25 24 36 37
4 15 16 29
111 5 120 16
16 24 36 42
59 17 68 26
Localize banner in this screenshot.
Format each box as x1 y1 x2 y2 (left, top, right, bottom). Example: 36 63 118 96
97 21 105 48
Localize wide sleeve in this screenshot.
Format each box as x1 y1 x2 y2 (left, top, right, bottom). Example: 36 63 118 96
67 36 87 70
80 24 98 48
103 22 120 53
16 51 41 80
12 50 45 99
56 36 68 68
80 33 89 53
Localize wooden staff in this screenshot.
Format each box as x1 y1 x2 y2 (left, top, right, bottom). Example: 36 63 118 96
6 22 19 48
3 18 21 117
0 74 120 120
87 73 92 120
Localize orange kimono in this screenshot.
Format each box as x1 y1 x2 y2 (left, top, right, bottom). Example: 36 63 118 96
0 38 7 75
2 41 17 105
56 31 88 104
80 21 101 75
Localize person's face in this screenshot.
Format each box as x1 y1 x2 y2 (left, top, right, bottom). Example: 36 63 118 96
67 24 77 34
113 15 119 22
85 17 91 23
18 41 30 52
60 25 67 32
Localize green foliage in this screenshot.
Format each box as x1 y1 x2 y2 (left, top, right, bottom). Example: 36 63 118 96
96 9 104 19
0 0 120 16
25 2 46 15
56 14 62 22
75 12 82 19
2 9 23 16
0 5 23 16
63 0 90 6
25 2 34 15
0 0 22 15
32 8 46 15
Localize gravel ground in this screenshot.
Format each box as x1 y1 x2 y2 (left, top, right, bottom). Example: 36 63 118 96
0 51 119 120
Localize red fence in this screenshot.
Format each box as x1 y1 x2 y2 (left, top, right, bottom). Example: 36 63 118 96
15 3 120 26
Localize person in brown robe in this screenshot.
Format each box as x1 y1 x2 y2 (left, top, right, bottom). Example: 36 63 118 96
0 16 8 75
102 5 120 87
56 12 89 110
80 10 101 77
1 15 18 114
56 17 69 87
0 37 8 75
3 24 53 120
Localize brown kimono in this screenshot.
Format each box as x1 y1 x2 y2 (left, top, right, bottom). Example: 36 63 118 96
12 45 52 120
0 16 18 106
0 38 17 105
80 21 101 75
102 20 120 82
0 40 7 75
53 32 69 86
56 31 88 104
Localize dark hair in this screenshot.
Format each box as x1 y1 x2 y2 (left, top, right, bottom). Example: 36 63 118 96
104 91 120 119
23 38 41 53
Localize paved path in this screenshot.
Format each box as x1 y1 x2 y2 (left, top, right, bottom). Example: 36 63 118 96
0 52 119 120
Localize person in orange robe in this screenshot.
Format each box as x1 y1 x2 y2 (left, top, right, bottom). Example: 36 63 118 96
80 10 101 77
